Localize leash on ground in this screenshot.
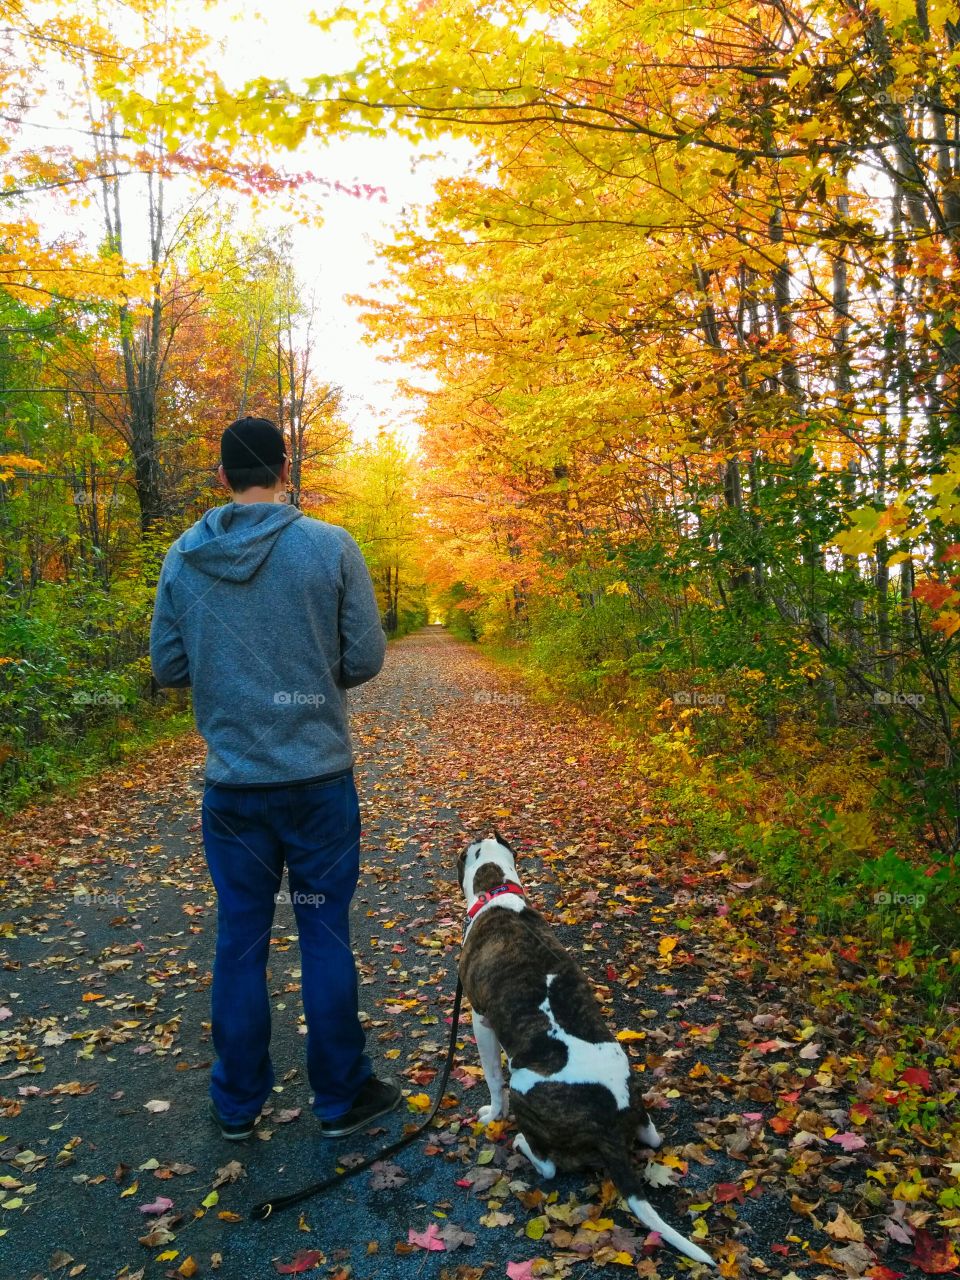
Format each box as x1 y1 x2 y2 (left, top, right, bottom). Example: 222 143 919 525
251 977 464 1221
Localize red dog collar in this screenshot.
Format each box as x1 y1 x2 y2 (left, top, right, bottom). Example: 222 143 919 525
466 881 526 921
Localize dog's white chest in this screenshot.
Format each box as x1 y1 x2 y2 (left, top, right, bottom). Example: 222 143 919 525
508 973 631 1110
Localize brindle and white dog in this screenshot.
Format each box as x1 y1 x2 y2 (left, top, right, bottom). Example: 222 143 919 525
457 833 716 1268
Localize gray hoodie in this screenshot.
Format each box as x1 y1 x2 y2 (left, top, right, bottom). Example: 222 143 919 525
150 502 386 787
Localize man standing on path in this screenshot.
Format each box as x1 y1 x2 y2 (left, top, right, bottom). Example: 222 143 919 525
150 416 397 1140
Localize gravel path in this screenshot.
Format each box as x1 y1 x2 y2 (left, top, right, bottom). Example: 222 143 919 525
0 628 949 1280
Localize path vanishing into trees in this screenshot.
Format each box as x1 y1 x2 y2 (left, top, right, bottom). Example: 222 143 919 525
0 629 955 1280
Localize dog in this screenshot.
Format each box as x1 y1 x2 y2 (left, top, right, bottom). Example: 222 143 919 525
457 833 716 1268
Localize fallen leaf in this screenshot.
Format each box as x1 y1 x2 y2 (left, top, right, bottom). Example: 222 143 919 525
506 1263 538 1280
826 1207 865 1243
369 1161 408 1190
907 1231 960 1274
829 1132 867 1152
139 1196 174 1215
273 1249 326 1274
408 1224 447 1251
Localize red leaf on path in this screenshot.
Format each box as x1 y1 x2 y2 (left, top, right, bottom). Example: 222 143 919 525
772 1244 790 1256
139 1196 174 1214
273 1251 326 1275
408 1224 446 1252
900 1067 932 1091
907 1231 960 1274
829 1131 867 1151
754 1039 791 1053
868 1268 906 1280
850 1103 873 1124
506 1264 536 1280
714 1183 744 1204
606 965 618 982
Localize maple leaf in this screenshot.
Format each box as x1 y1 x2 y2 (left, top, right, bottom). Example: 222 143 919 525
912 579 959 609
899 1067 932 1091
825 1206 865 1243
273 1250 326 1274
829 1132 867 1151
212 1161 245 1188
907 1232 960 1274
408 1223 447 1251
368 1161 409 1190
139 1196 174 1215
754 1039 792 1053
506 1264 538 1280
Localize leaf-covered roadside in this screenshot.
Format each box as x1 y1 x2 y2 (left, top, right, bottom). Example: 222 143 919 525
0 629 957 1279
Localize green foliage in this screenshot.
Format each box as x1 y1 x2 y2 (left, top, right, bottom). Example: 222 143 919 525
0 570 162 807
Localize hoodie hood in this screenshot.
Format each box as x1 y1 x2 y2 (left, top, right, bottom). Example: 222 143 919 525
177 502 303 582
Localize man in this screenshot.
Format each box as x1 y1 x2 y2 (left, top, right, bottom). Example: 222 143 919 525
150 415 397 1140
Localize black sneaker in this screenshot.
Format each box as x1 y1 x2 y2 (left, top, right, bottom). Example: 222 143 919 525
209 1098 258 1141
318 1076 402 1138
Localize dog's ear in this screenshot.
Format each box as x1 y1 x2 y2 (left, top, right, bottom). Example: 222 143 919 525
493 828 516 856
456 847 468 888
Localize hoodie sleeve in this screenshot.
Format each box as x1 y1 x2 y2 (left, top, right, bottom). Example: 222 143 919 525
150 547 192 689
337 530 386 688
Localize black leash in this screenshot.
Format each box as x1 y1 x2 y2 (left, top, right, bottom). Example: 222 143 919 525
251 978 464 1221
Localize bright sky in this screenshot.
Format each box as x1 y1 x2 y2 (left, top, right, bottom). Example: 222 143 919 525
208 0 476 445
23 0 475 447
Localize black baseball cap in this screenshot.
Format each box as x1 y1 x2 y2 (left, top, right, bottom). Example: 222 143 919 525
220 417 286 471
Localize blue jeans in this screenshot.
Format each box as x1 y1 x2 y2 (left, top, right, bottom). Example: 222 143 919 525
200 772 372 1123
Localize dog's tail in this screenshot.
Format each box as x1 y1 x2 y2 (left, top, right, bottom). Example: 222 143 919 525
601 1141 717 1268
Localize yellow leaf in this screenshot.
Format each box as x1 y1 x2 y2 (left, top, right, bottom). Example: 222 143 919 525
525 1215 548 1239
155 1251 179 1263
406 1092 431 1113
217 1210 242 1223
835 68 854 90
659 937 678 958
201 1190 219 1208
615 1030 644 1042
120 1181 138 1198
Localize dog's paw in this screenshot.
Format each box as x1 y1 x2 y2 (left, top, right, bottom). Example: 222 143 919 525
478 1102 507 1123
